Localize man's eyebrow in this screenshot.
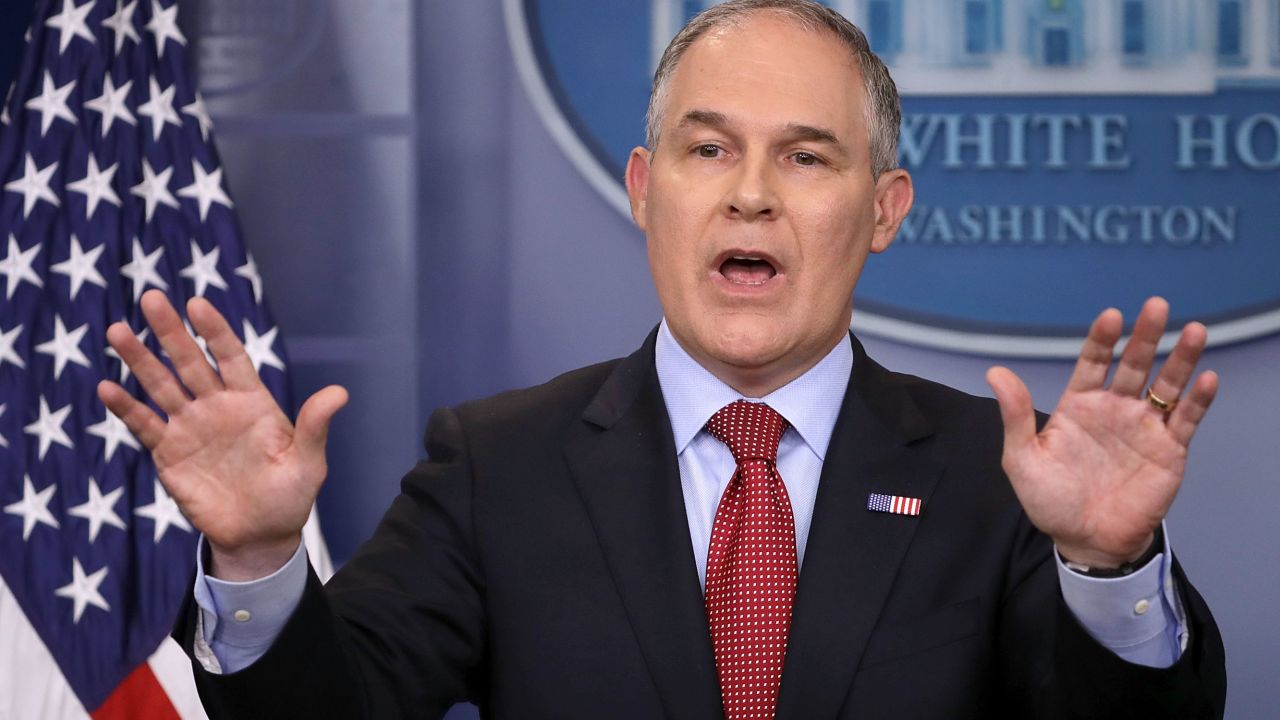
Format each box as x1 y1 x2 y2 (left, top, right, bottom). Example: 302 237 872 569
675 111 842 147
677 109 730 131
783 123 840 145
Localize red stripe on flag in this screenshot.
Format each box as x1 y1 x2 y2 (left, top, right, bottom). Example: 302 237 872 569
90 662 182 720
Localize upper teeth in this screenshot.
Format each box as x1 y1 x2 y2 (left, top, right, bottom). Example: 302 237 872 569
733 256 761 261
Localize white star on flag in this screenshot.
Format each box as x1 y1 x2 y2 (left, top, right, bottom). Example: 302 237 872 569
179 240 229 297
35 315 92 380
177 160 233 222
235 254 263 303
119 237 168 301
134 478 193 543
83 76 135 137
145 0 187 58
86 408 142 462
129 158 178 222
66 156 122 218
0 325 24 369
4 154 60 218
242 320 285 373
44 0 96 54
68 478 128 543
0 84 12 125
24 396 75 460
100 0 140 55
23 71 77 136
0 404 8 447
55 559 112 624
0 234 44 299
50 235 108 300
136 76 180 142
4 475 61 540
181 92 213 141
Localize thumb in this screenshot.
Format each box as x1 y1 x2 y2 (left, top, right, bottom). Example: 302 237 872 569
986 366 1036 458
295 385 349 461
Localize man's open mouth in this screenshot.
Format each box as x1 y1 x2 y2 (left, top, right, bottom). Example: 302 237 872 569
718 255 778 285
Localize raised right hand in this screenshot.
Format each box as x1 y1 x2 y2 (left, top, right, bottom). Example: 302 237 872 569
97 289 348 581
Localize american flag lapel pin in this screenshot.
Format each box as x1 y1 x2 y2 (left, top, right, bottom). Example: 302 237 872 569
867 492 923 517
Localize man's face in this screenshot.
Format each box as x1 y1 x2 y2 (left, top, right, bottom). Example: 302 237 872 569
626 13 913 396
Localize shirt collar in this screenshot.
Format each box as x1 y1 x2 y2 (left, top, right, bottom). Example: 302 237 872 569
654 319 853 461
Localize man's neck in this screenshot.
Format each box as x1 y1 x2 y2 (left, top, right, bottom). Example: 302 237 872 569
669 332 849 399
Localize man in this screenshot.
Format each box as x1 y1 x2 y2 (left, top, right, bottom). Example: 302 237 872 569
100 1 1226 717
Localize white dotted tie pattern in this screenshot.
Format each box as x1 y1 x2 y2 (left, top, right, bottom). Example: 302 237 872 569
704 401 796 720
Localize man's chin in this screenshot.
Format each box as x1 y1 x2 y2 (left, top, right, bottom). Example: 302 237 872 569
669 314 802 371
701 335 795 387
700 321 786 363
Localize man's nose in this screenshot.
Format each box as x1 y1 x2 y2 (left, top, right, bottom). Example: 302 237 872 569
726 154 778 221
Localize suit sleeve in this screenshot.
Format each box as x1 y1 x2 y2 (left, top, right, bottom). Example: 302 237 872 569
996 511 1226 719
174 407 488 719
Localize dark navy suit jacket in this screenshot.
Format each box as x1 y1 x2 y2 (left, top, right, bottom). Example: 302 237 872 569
177 331 1226 719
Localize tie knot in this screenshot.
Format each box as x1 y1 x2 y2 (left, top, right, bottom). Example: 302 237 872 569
705 400 789 463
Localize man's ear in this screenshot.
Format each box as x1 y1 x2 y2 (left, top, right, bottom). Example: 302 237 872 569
625 146 652 230
870 168 914 254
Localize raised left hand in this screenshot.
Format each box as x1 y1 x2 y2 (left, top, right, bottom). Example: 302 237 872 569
985 297 1218 568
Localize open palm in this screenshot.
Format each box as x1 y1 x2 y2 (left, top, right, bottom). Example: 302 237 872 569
98 290 347 579
987 298 1218 568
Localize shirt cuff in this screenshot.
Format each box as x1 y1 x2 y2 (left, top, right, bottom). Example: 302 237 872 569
1055 522 1185 667
192 535 308 664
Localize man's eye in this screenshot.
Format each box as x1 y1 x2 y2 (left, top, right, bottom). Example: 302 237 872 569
696 144 721 158
793 152 820 166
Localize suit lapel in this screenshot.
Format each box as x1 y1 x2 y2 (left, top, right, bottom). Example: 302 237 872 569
776 335 944 719
564 330 723 719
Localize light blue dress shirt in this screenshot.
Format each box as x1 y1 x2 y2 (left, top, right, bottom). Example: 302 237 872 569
195 321 1186 674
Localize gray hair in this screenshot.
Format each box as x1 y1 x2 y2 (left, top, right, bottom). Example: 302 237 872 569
644 0 901 177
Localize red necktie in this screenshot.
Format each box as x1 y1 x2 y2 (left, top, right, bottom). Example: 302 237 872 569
703 400 796 720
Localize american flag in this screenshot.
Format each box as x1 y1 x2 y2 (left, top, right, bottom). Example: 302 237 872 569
0 1 328 717
867 492 923 517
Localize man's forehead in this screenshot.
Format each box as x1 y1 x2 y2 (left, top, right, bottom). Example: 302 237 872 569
669 15 862 97
663 16 865 140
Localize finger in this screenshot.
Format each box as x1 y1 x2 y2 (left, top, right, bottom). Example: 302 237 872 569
1110 297 1169 397
1166 371 1218 447
1147 321 1207 414
294 385 349 466
986 367 1037 461
105 320 190 415
97 379 167 449
139 290 223 398
187 296 261 392
1065 308 1122 393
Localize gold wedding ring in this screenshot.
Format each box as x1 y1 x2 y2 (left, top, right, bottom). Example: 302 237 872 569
1146 386 1178 413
